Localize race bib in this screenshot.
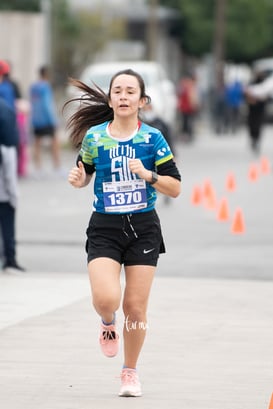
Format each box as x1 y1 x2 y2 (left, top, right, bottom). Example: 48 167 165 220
103 179 147 212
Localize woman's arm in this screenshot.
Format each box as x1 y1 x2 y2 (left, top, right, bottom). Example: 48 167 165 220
147 173 181 198
68 161 92 188
129 158 181 198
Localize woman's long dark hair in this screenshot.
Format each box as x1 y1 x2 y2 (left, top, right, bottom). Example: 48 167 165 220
63 69 151 147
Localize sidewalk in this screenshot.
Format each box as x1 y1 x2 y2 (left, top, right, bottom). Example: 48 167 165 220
0 273 273 409
0 121 273 408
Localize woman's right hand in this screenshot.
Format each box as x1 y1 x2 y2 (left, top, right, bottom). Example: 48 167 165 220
68 161 87 188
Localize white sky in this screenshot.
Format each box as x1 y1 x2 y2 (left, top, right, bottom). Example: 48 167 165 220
68 0 146 10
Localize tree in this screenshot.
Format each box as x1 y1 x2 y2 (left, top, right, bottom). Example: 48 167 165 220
160 0 273 62
50 0 81 84
0 0 40 11
226 0 273 61
67 10 125 78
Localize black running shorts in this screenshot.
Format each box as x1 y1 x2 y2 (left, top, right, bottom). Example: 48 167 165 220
85 210 166 266
34 125 56 138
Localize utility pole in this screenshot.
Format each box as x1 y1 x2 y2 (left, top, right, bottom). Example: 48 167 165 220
147 0 158 61
40 0 52 65
213 0 227 88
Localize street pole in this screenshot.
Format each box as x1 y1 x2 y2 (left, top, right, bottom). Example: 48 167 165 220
40 0 51 65
213 0 227 89
147 0 158 61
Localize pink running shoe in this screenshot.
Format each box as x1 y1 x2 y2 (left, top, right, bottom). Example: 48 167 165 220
119 368 142 397
99 323 119 357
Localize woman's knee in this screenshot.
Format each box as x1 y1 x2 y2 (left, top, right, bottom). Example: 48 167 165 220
92 291 120 313
123 299 147 321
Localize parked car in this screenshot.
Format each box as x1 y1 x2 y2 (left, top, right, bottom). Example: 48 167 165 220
67 61 177 126
252 57 273 77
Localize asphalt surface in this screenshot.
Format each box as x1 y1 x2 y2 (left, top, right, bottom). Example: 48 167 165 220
0 119 273 408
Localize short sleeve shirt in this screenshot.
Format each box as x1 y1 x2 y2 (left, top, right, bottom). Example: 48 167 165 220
80 121 173 214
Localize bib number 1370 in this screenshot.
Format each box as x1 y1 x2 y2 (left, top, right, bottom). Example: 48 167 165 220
103 179 147 212
109 191 142 205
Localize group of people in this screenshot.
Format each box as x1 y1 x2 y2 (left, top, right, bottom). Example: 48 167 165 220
211 78 244 135
0 60 62 274
0 62 62 176
176 65 273 155
211 71 271 154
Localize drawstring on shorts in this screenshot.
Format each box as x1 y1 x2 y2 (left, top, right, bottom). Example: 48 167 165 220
122 214 138 238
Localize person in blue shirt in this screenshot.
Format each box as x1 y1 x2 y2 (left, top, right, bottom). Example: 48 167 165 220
65 69 181 397
30 66 61 174
225 79 244 133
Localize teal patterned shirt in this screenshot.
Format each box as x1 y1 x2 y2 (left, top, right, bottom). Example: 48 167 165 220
80 120 174 214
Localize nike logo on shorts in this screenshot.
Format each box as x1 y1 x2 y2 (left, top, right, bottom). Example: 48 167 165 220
143 248 155 254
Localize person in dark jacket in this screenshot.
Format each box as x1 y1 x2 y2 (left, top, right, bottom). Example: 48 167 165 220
245 71 268 154
0 98 19 146
0 89 25 273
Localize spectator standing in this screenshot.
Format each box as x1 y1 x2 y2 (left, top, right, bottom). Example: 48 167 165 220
5 63 30 177
0 60 16 111
0 60 29 177
225 79 244 134
4 62 22 100
245 71 268 154
0 61 18 147
211 76 228 135
29 66 62 176
245 71 273 100
0 67 25 273
177 74 199 142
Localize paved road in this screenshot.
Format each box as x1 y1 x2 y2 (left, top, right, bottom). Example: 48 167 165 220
0 120 273 409
16 120 273 280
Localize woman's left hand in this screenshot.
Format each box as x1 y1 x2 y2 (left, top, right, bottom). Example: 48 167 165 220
129 159 151 181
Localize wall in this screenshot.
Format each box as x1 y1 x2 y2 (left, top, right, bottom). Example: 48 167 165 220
0 11 46 97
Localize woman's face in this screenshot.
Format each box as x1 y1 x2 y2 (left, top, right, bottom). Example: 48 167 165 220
109 74 146 119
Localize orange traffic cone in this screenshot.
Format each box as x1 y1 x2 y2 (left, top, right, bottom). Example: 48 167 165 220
217 197 229 221
203 180 217 210
225 172 236 192
191 185 202 205
268 393 273 409
203 179 212 197
260 156 271 175
248 163 259 182
231 208 245 234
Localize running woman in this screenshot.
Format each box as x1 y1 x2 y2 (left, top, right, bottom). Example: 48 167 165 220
66 69 181 397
